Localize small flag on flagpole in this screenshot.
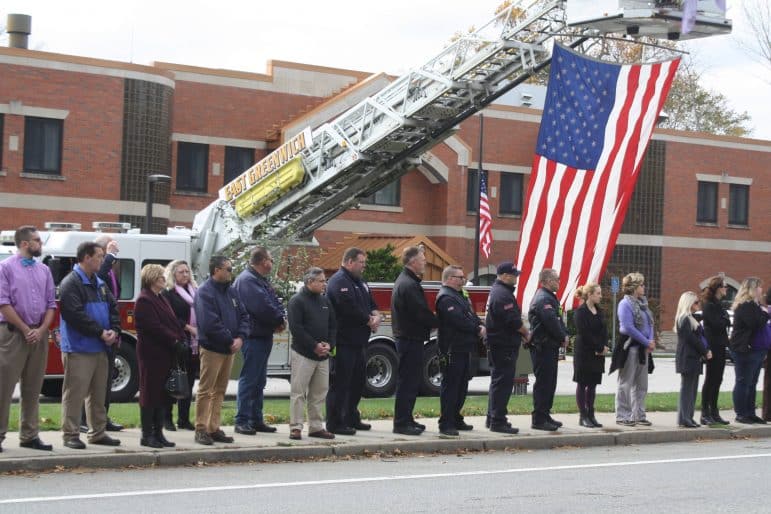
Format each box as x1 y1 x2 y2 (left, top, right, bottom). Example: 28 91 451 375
479 171 493 259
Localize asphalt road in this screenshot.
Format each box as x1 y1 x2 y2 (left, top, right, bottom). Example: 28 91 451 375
1 437 769 513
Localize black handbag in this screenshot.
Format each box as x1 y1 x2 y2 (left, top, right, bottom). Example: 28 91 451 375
165 348 190 400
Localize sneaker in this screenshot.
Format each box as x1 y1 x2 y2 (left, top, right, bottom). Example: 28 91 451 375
195 430 213 446
209 430 234 443
636 419 652 426
616 419 636 427
456 421 474 431
439 427 459 436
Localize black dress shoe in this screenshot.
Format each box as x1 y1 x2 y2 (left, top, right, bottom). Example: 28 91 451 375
91 435 121 446
253 423 278 433
712 414 730 425
140 436 163 449
234 424 257 435
456 421 474 431
750 415 768 424
178 420 195 431
531 421 559 431
411 421 426 431
331 426 356 436
209 430 234 443
490 425 519 434
105 420 124 432
735 416 755 424
393 425 423 436
679 420 699 428
700 416 716 425
353 422 372 431
20 437 53 451
547 417 563 428
164 420 177 432
439 428 459 436
64 438 86 449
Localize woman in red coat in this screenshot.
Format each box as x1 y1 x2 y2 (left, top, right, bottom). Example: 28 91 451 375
134 264 185 448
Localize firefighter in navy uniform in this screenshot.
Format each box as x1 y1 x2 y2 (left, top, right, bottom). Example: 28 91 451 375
485 262 530 434
528 268 569 431
435 265 485 436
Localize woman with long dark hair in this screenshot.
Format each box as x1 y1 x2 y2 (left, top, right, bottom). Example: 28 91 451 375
729 277 769 424
700 276 731 424
573 283 609 428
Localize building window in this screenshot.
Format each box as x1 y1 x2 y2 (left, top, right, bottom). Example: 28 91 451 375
696 181 718 223
24 117 63 174
361 178 400 206
467 170 480 212
176 142 209 193
224 146 255 185
499 173 523 215
728 184 749 226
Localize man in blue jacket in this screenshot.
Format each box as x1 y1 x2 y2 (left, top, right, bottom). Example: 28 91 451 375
435 265 485 436
233 247 286 435
325 247 380 435
59 242 121 449
194 255 250 445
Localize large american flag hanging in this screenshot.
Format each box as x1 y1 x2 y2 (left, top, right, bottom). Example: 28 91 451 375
515 44 679 310
479 171 493 259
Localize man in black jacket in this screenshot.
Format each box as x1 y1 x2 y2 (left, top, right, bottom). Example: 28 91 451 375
325 248 380 435
528 268 569 431
287 267 336 440
391 246 437 436
435 265 484 436
193 256 249 446
485 262 529 434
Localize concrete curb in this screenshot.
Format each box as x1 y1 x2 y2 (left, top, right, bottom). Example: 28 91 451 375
3 424 770 474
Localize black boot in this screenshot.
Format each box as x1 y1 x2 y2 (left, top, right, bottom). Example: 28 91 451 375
700 402 716 425
154 408 175 447
579 408 594 428
140 407 162 449
711 403 729 424
164 407 176 431
588 408 602 428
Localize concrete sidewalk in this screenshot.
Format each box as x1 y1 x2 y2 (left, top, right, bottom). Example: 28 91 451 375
2 409 770 473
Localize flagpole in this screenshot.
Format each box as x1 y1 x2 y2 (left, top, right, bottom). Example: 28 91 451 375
472 113 484 285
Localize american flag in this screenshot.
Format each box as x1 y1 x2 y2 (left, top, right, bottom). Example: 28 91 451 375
479 171 493 259
515 44 679 310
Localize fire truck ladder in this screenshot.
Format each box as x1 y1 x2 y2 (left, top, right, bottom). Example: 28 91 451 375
192 0 581 269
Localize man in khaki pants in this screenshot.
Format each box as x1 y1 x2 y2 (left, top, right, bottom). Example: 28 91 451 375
193 256 249 445
287 267 336 440
59 242 122 449
0 226 56 453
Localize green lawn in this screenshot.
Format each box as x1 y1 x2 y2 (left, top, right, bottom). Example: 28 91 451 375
8 391 753 431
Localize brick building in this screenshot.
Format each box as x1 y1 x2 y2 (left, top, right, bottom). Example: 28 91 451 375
1 43 769 326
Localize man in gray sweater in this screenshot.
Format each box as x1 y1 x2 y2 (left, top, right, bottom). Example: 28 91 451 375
287 267 337 440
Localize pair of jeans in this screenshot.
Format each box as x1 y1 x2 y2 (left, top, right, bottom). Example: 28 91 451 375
731 348 766 418
235 337 273 427
393 338 423 427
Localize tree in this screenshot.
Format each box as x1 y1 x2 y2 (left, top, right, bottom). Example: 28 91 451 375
363 245 402 283
737 0 771 79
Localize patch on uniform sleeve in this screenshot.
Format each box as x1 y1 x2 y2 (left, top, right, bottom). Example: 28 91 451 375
340 287 349 292
503 303 514 310
543 304 553 310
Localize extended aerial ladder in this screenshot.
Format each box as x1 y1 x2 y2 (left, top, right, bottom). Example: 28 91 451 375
190 0 731 276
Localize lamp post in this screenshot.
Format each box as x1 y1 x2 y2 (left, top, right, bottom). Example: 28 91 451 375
144 174 171 234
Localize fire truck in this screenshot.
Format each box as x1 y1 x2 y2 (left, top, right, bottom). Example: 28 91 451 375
1 1 730 401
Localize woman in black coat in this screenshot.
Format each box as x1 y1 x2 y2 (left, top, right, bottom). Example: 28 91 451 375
135 264 186 448
729 277 769 424
674 291 711 428
162 260 200 431
573 283 609 428
700 276 731 424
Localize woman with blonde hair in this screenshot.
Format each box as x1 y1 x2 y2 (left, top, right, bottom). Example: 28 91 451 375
161 260 200 431
729 277 769 424
674 291 711 428
134 264 186 448
573 283 609 428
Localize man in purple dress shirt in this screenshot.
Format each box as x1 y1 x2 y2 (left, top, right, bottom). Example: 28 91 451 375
0 226 57 452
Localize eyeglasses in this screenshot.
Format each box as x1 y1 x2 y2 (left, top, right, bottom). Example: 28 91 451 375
451 275 465 280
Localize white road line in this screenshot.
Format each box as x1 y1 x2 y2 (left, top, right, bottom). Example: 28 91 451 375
2 452 770 505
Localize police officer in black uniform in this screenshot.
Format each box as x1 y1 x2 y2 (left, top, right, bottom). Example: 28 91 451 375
485 262 529 434
528 268 569 431
325 247 381 435
435 265 485 436
391 246 438 436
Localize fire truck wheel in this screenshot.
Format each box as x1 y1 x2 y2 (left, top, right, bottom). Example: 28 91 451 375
420 342 441 397
364 342 398 398
110 342 139 403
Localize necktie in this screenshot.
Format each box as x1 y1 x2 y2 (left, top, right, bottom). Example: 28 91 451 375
21 258 36 267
